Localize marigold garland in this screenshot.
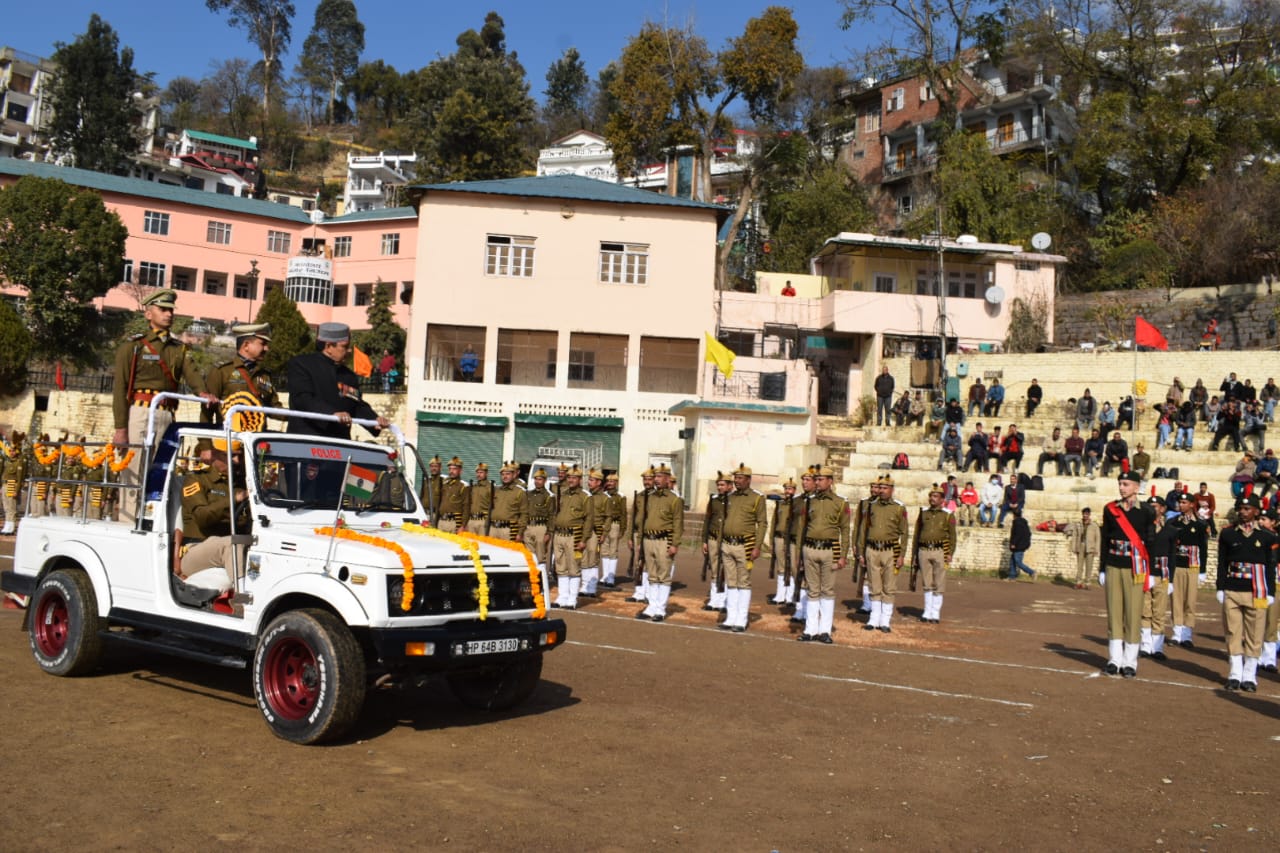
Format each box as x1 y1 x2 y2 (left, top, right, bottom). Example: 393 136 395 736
33 443 60 466
60 444 83 459
401 523 546 619
80 445 113 469
109 448 136 473
315 526 416 611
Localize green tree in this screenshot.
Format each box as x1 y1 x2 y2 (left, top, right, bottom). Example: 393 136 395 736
761 159 872 274
206 0 296 115
352 281 406 363
0 177 126 364
589 62 621 133
160 76 203 129
403 13 538 181
253 287 312 375
47 14 145 174
348 60 406 130
542 47 590 140
0 299 32 395
299 0 365 124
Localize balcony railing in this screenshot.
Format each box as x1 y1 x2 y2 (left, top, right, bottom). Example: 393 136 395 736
706 369 788 403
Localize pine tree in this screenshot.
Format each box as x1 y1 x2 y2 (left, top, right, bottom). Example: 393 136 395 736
353 280 405 362
253 288 312 375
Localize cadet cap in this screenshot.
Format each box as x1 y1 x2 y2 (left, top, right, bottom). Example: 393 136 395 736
1238 494 1262 509
1117 471 1141 483
1175 491 1194 503
534 468 547 479
500 460 519 473
715 471 731 483
143 289 177 309
317 322 350 343
929 483 945 497
429 455 441 464
655 464 671 474
880 475 894 487
568 466 583 476
782 477 796 488
212 437 243 452
816 466 835 477
232 322 272 343
448 457 463 467
475 462 488 473
588 468 603 480
642 467 655 477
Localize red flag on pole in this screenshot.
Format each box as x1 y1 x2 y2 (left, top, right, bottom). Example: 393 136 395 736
54 362 65 390
1135 316 1168 351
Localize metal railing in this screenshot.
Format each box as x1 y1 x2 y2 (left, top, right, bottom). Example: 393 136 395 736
28 368 406 396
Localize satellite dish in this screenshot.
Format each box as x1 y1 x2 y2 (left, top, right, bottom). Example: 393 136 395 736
1031 232 1052 250
985 286 1006 305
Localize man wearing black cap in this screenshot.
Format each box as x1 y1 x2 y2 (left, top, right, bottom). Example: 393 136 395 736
1216 494 1277 691
202 323 278 425
286 322 389 439
1099 471 1157 677
1140 496 1175 660
1169 490 1209 647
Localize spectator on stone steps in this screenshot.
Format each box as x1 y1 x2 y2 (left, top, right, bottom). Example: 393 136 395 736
998 424 1026 474
1242 400 1267 452
963 423 990 473
1230 450 1257 500
1025 379 1043 418
874 365 895 426
909 391 926 426
1076 389 1097 433
1204 395 1221 429
968 378 986 418
1253 448 1277 499
1100 431 1129 478
1189 379 1209 420
1260 377 1278 422
924 398 945 442
959 481 979 526
1117 396 1135 431
979 474 1003 527
1174 401 1197 450
1063 426 1085 476
938 425 963 470
984 378 1005 418
1130 443 1151 481
1084 428 1106 478
997 477 1026 528
1037 426 1066 476
1098 401 1116 432
892 390 913 426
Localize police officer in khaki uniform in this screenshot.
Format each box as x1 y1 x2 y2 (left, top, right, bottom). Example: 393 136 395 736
601 473 627 588
419 455 443 524
1 432 26 534
202 323 278 425
637 464 682 622
912 483 957 623
581 469 610 597
797 466 850 643
852 476 883 613
859 474 909 632
524 468 553 571
178 437 249 593
789 467 819 624
112 289 212 523
490 461 528 544
550 466 593 609
702 472 732 613
627 467 656 603
465 463 494 535
768 477 797 606
719 463 768 632
437 457 466 532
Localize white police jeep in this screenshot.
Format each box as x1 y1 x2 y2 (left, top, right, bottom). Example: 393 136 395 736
0 399 565 744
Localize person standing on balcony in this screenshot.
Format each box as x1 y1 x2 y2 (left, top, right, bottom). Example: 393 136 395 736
874 366 895 427
780 280 796 296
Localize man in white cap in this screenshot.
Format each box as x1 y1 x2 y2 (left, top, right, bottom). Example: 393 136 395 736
286 322 389 439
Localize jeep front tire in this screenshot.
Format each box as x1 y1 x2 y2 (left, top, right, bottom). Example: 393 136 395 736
253 609 366 745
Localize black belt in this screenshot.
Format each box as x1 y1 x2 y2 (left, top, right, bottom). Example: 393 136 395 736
491 520 511 528
553 527 576 535
804 538 835 548
721 535 748 545
471 512 488 519
867 541 897 550
919 542 946 548
529 518 549 524
644 531 671 539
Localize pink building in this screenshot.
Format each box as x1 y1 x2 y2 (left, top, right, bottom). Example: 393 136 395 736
0 158 416 330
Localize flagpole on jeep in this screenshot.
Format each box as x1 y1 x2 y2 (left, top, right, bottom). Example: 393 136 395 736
325 455 354 572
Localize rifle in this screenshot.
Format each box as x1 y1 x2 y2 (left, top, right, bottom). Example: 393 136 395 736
484 481 494 537
909 508 922 592
782 499 793 589
700 493 715 583
852 498 870 589
627 489 638 579
795 493 811 592
635 489 649 584
715 493 728 594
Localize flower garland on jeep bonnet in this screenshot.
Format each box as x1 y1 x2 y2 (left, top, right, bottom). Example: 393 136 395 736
401 523 546 619
314 526 416 612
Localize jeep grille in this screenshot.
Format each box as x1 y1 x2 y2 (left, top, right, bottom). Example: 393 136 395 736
387 571 536 617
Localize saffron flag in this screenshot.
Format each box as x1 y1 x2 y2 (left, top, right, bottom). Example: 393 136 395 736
1134 316 1168 351
345 463 377 501
704 332 736 379
352 346 374 377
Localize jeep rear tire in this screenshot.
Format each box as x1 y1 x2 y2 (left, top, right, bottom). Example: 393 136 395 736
446 652 543 711
253 609 366 745
30 569 104 677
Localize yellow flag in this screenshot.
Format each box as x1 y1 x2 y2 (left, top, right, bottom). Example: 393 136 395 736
704 332 735 379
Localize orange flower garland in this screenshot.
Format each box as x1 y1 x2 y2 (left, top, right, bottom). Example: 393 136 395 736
315 526 416 611
401 523 489 619
402 523 546 619
33 443 59 466
108 448 136 473
60 444 83 459
81 445 113 469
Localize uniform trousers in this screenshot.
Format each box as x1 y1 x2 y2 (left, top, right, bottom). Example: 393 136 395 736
916 546 946 594
1074 552 1095 586
1265 596 1279 644
1140 577 1169 636
121 406 173 523
643 537 674 585
1222 590 1266 657
772 535 798 580
801 544 837 599
1171 569 1200 630
719 540 751 588
523 522 548 564
602 521 621 559
180 536 241 593
552 532 582 578
866 547 898 602
1104 567 1144 643
3 480 19 525
465 518 487 536
436 516 459 534
583 531 601 569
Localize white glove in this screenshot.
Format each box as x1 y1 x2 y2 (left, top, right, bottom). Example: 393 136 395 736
1098 572 1105 587
1198 573 1206 584
1269 596 1276 607
1167 583 1174 596
1216 590 1225 604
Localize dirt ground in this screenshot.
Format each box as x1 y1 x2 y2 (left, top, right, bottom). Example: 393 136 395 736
1 541 1276 852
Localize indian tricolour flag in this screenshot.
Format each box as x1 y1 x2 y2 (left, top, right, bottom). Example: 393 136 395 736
345 463 377 501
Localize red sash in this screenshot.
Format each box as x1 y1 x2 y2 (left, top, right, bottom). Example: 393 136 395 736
1107 502 1152 591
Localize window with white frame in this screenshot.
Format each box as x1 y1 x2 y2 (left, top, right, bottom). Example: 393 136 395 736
143 210 170 235
599 242 649 285
333 236 352 257
380 233 400 255
207 220 232 244
122 259 133 284
485 234 535 277
267 230 291 254
138 261 166 288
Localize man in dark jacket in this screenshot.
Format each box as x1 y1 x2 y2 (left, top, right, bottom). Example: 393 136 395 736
997 478 1026 527
874 366 895 426
963 423 990 472
1025 379 1043 417
1007 510 1035 580
1101 431 1130 478
287 322 390 439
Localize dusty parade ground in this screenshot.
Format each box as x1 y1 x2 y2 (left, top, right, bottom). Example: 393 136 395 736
2 539 1277 852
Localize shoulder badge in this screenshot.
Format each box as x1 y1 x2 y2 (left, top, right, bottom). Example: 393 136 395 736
183 481 201 497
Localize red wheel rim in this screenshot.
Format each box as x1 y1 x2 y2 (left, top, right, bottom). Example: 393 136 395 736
261 636 320 720
34 589 69 658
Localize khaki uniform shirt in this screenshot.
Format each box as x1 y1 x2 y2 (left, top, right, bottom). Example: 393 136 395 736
552 485 594 552
606 490 628 537
491 482 528 537
725 487 767 547
860 498 909 560
202 358 279 423
526 487 554 524
801 490 850 558
914 506 957 560
438 476 467 521
642 487 684 545
465 480 493 523
112 329 205 430
181 468 243 540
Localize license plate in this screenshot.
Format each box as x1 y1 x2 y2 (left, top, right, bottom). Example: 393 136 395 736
462 638 519 656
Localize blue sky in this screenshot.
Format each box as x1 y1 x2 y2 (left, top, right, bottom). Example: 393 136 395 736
8 2 872 97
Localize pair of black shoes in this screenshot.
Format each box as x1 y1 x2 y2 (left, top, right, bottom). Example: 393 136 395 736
798 633 833 644
636 611 663 622
1121 667 1136 678
718 624 746 633
1226 679 1258 692
1151 651 1167 661
1104 662 1119 675
702 604 726 613
919 616 939 624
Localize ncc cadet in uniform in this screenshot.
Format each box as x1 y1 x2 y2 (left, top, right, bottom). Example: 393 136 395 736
796 466 849 643
1140 496 1175 659
789 466 819 625
112 289 212 522
1 431 26 534
202 323 278 425
913 483 957 623
768 477 797 606
718 463 767 632
490 461 528 545
1099 471 1157 678
419 455 443 524
627 467 656 603
1259 505 1280 671
27 434 54 518
600 473 627 589
54 436 83 518
1216 494 1278 691
701 472 732 613
437 457 467 533
1168 490 1209 647
859 474 909 632
581 469 610 597
549 465 593 610
852 476 883 614
178 437 249 594
524 468 554 572
465 462 494 536
637 464 682 622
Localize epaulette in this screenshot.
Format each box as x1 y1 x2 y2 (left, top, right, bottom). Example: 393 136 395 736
215 359 235 368
129 333 145 341
942 506 955 515
892 498 906 506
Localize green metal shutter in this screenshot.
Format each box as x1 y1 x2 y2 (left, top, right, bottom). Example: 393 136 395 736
417 422 505 476
513 423 621 470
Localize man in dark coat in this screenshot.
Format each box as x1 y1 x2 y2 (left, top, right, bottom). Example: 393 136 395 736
287 322 389 439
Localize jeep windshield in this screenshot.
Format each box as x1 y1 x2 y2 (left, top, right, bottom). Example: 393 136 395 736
251 437 417 514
